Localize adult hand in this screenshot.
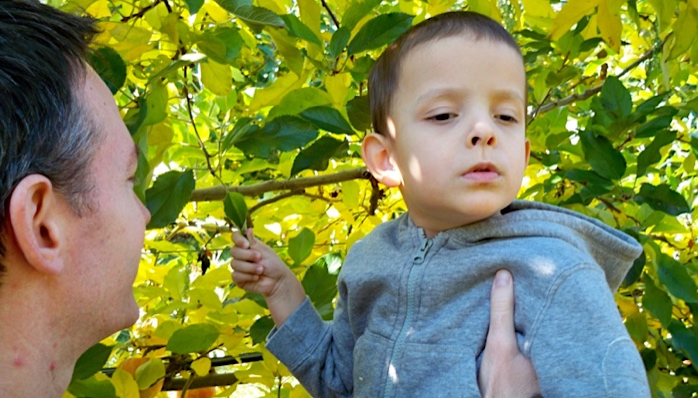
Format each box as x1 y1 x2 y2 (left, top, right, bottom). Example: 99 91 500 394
478 270 541 398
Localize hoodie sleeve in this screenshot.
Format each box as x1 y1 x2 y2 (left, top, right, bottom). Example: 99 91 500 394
526 264 650 398
266 292 355 398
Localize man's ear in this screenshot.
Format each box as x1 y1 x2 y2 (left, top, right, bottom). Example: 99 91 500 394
361 133 402 188
8 175 66 274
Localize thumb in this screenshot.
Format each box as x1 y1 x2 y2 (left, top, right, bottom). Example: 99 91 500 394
486 269 516 349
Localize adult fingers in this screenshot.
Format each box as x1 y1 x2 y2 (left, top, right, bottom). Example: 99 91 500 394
487 269 517 350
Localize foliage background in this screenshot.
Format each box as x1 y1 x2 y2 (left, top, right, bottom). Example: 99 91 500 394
53 0 698 396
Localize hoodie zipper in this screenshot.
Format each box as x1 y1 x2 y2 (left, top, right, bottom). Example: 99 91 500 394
383 235 434 397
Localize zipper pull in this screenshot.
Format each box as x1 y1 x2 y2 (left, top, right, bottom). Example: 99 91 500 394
413 238 433 264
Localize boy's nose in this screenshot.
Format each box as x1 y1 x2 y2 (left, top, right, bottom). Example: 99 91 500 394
467 119 496 147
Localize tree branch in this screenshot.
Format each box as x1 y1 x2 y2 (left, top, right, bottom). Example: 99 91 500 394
321 0 340 29
190 167 370 202
534 44 660 116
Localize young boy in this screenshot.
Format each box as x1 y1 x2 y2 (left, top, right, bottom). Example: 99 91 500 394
231 11 650 397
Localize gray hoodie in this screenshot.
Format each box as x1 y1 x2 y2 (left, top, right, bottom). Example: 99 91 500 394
266 200 650 397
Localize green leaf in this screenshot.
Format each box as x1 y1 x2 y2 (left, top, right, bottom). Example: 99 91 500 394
185 0 204 14
636 114 675 138
600 76 632 117
281 14 321 45
288 227 315 264
299 106 356 136
634 183 690 216
302 254 340 320
579 130 626 180
347 13 414 55
637 130 676 175
134 358 165 390
71 343 113 381
224 192 248 230
235 115 318 159
146 170 195 229
341 0 382 30
625 311 648 344
622 250 645 288
657 254 698 303
222 117 257 152
643 274 673 328
291 136 348 175
216 0 284 29
68 376 117 398
91 47 126 94
329 27 351 59
141 81 169 126
668 320 698 368
197 27 244 65
346 95 372 132
167 323 220 354
250 316 275 345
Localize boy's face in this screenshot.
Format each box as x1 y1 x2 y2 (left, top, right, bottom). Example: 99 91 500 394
366 35 529 236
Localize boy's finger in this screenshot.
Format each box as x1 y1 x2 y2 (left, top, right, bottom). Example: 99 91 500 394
487 270 516 349
231 231 250 248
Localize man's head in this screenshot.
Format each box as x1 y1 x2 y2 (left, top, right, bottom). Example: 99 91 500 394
0 0 151 334
362 11 530 236
0 0 101 268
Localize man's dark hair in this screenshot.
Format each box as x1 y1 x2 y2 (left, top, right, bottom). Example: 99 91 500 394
0 0 100 272
369 11 524 136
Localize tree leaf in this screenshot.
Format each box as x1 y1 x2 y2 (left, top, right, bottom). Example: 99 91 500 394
281 14 321 45
637 130 676 175
235 115 318 159
329 27 351 59
250 316 275 345
549 0 599 40
288 227 315 264
91 47 126 94
657 254 698 303
299 106 356 136
134 358 165 390
580 130 626 180
201 60 233 96
668 320 698 367
347 13 414 55
346 95 372 131
167 324 220 354
291 136 348 175
341 0 382 30
191 357 212 377
185 0 204 14
68 375 117 398
197 27 244 65
146 170 195 229
643 274 673 328
636 114 675 138
302 255 340 320
216 0 284 29
71 343 113 381
634 183 690 216
600 76 632 118
224 192 248 230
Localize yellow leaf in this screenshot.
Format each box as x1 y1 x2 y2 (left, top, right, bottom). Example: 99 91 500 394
201 60 232 96
248 73 302 112
468 0 502 21
341 180 360 208
668 5 698 59
549 0 600 41
268 29 304 76
597 1 622 52
112 368 141 398
191 357 212 377
324 72 351 109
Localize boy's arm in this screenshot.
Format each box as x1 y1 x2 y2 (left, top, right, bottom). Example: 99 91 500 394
528 266 650 397
230 229 305 326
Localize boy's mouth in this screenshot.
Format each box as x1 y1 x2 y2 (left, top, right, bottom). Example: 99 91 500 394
463 163 500 181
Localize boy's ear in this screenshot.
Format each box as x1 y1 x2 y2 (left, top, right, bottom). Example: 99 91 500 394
361 133 402 188
8 175 66 275
524 139 531 166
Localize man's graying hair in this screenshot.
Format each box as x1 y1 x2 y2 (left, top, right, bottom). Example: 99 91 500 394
0 0 101 268
369 11 523 137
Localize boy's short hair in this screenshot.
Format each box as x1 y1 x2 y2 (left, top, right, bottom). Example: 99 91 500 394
369 11 523 136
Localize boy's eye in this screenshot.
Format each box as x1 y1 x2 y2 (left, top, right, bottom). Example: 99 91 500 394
429 113 456 122
496 114 517 123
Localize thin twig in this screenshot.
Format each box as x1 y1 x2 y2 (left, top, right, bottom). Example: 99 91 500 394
321 0 340 29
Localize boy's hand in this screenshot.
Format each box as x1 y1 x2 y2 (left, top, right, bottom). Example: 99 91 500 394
478 270 541 398
230 229 306 326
